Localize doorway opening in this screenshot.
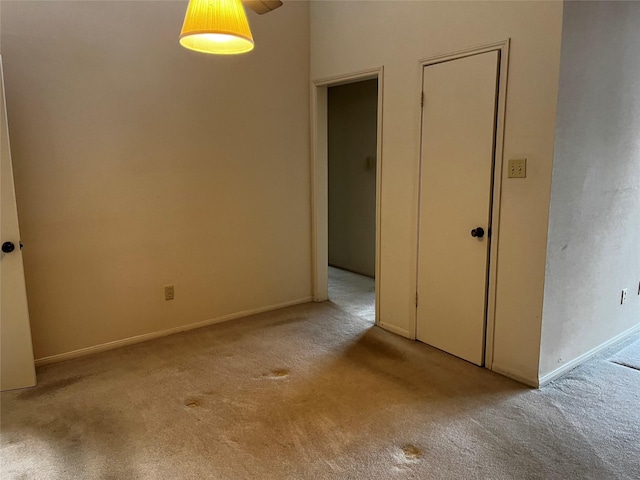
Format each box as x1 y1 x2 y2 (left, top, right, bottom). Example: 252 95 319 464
311 69 383 324
327 79 378 322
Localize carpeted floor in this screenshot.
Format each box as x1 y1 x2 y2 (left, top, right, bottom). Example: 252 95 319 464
1 272 639 479
328 266 375 323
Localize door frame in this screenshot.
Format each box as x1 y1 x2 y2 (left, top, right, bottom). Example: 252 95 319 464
310 67 384 325
416 41 510 368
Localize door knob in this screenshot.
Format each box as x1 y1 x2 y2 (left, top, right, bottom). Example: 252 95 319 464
470 227 485 238
2 241 16 253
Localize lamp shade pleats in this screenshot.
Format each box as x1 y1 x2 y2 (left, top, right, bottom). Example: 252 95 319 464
179 0 255 55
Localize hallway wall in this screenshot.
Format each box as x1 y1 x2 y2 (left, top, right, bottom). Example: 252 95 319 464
540 1 640 380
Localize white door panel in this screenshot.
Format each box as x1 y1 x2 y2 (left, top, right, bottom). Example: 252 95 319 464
1 56 37 391
417 51 499 366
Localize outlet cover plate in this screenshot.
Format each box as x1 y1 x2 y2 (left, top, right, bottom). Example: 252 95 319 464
508 158 526 178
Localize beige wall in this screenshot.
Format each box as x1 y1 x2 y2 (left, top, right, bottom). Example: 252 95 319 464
328 79 377 278
311 1 563 384
1 1 311 360
540 1 640 380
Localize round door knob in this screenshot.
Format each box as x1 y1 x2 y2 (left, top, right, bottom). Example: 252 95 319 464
2 241 16 253
471 227 485 238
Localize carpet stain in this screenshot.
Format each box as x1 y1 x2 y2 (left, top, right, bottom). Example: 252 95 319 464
266 369 290 379
401 444 422 461
17 375 88 400
185 399 202 408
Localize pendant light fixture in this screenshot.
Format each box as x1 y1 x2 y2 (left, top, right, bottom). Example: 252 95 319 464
179 0 254 55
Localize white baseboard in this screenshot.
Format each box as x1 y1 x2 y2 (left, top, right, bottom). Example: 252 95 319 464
379 322 412 339
35 296 313 367
538 322 640 388
490 364 538 388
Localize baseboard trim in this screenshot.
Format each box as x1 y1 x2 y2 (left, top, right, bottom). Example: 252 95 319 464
490 365 538 388
35 296 313 367
379 322 412 339
538 322 640 388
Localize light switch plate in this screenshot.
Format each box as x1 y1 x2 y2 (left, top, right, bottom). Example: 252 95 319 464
164 285 175 301
508 159 526 178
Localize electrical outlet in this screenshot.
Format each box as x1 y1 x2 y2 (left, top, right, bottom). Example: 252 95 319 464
508 158 526 178
165 285 175 301
620 288 627 305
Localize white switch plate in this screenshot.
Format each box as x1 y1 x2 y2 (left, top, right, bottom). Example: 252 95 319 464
508 159 526 178
165 285 175 301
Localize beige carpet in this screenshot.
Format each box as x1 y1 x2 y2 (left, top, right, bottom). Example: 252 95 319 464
609 337 640 372
328 266 375 323
1 292 639 479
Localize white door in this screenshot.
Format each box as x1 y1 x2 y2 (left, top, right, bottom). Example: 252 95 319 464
416 51 499 366
1 56 37 391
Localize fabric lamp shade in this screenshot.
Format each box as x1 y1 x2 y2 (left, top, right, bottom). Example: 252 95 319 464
179 0 255 55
